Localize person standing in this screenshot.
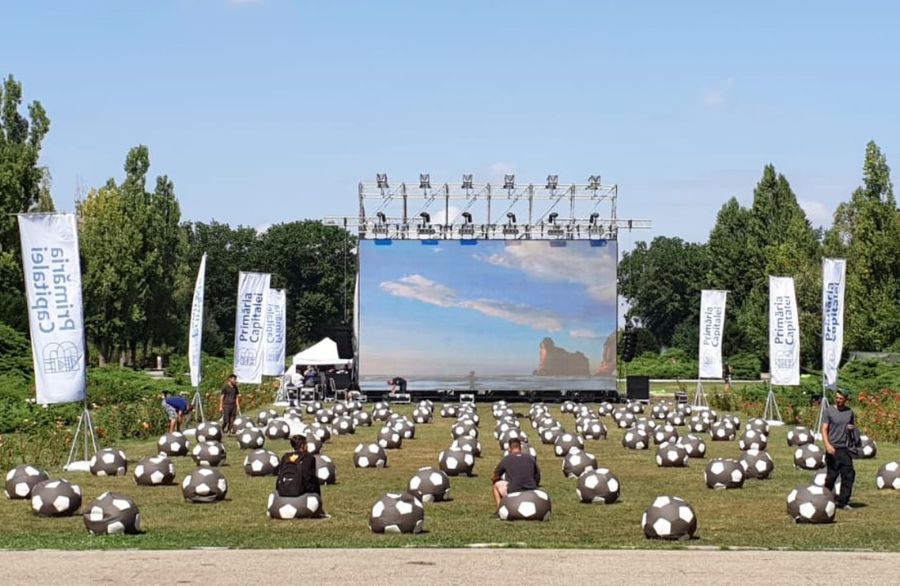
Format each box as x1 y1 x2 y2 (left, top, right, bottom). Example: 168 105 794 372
220 374 241 433
822 388 857 509
491 438 541 510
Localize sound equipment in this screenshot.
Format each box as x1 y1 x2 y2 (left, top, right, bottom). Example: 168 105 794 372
626 375 650 402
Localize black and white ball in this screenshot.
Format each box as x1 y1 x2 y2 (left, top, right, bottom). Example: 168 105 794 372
710 421 735 441
738 429 768 451
560 400 577 414
265 419 291 440
498 428 529 450
705 458 745 489
651 403 670 420
554 433 584 457
622 427 650 450
257 409 278 426
243 449 280 476
391 418 416 440
875 461 900 490
31 479 82 517
4 465 50 499
627 401 645 414
740 449 775 479
314 408 333 425
83 492 141 535
308 422 331 443
563 451 598 479
332 416 356 435
377 427 403 450
597 402 614 417
666 412 686 426
372 406 392 421
191 441 226 467
451 420 479 440
786 484 835 524
688 416 710 433
539 426 563 445
676 434 707 459
614 410 636 429
745 418 769 435
450 436 482 457
182 467 228 503
352 410 372 427
157 432 190 457
90 448 128 477
794 444 825 470
498 489 552 521
438 448 475 476
656 441 689 467
353 443 387 468
408 467 451 503
232 416 254 431
642 496 697 540
786 426 813 447
858 435 877 459
267 492 324 519
238 427 266 449
314 454 336 484
369 492 425 533
576 467 620 504
440 404 459 418
653 424 679 445
134 455 176 486
581 419 608 440
303 436 323 456
412 408 433 424
196 422 223 442
304 401 323 415
812 471 841 496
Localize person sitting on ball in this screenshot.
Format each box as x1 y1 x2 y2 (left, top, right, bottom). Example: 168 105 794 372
491 438 541 509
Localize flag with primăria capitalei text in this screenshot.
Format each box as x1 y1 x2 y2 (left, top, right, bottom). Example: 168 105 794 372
769 276 800 386
822 258 846 388
262 288 286 376
188 253 207 388
233 271 271 384
698 289 727 379
17 213 87 405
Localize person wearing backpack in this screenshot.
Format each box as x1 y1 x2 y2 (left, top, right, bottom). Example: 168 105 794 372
276 433 321 502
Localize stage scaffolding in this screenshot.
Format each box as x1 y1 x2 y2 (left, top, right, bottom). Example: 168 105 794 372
324 175 650 241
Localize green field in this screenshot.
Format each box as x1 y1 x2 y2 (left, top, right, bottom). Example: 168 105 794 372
1 402 898 550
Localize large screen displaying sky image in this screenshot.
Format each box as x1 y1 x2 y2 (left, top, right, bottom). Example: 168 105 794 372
359 239 618 391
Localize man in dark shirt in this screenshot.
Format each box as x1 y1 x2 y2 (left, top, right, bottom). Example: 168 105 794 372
219 374 241 434
822 388 857 509
491 438 541 509
387 377 407 395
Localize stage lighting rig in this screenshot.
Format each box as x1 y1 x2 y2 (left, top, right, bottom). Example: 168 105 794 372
502 212 519 236
587 212 604 239
461 174 474 190
376 173 389 189
417 212 436 237
419 174 431 190
546 175 559 190
503 174 516 190
546 212 565 237
373 212 389 237
587 175 601 190
459 212 476 237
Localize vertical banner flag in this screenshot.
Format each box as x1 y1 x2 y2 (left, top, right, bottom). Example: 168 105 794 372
233 271 271 383
17 213 87 405
769 276 800 386
822 258 846 388
188 253 207 388
698 290 728 379
262 288 286 376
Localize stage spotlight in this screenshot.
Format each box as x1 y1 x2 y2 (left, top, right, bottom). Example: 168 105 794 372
546 175 559 190
419 212 431 225
506 212 516 225
376 173 389 189
461 212 472 224
419 174 431 189
503 174 516 190
589 212 599 225
548 212 559 224
376 212 387 224
461 174 474 189
587 175 601 190
418 212 435 237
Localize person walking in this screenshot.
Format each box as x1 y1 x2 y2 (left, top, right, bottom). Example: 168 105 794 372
219 374 241 433
491 438 541 510
821 388 857 509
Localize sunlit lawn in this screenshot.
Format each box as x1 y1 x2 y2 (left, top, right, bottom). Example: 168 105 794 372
0 402 897 550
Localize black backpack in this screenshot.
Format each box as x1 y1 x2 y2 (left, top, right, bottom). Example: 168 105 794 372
276 453 304 497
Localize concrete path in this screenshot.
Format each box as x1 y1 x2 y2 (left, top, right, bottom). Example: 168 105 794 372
1 548 896 585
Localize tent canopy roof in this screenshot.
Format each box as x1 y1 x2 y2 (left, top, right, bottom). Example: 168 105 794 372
290 337 351 367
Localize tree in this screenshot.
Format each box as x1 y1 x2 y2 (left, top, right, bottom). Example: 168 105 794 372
0 75 51 331
619 236 708 348
825 141 900 351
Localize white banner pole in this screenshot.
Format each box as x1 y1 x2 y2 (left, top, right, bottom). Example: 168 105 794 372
263 288 287 376
233 271 271 384
188 253 207 388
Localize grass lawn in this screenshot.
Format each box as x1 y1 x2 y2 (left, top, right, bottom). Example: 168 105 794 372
0 402 897 550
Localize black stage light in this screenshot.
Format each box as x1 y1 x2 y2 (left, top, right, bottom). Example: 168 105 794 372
419 174 431 189
548 212 559 224
546 175 559 190
503 174 515 190
461 174 474 189
506 212 516 225
376 212 387 224
587 175 601 190
461 212 472 224
376 173 389 189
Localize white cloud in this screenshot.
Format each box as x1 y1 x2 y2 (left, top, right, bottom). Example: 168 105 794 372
488 162 516 182
799 199 833 227
477 241 617 302
700 78 735 109
379 274 563 332
570 329 599 339
431 205 462 225
255 223 272 235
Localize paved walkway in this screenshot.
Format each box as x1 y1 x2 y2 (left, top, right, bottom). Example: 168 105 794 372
1 549 896 585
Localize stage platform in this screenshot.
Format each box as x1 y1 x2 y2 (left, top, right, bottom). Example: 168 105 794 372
361 388 621 404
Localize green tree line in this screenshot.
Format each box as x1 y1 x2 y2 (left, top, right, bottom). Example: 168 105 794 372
0 75 356 369
619 143 900 374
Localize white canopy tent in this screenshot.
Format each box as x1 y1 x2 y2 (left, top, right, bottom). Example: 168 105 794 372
290 337 352 368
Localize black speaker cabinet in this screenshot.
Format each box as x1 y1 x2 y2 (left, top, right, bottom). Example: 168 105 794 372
626 376 650 402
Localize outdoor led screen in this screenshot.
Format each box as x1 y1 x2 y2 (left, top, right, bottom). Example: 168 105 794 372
358 239 618 391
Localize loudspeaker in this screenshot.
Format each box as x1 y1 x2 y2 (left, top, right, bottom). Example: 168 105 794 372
331 323 354 359
626 376 650 402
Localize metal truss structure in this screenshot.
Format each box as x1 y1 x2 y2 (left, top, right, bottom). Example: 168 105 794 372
324 174 650 240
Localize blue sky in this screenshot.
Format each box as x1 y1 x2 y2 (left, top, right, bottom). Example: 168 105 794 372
359 240 617 376
5 1 899 245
